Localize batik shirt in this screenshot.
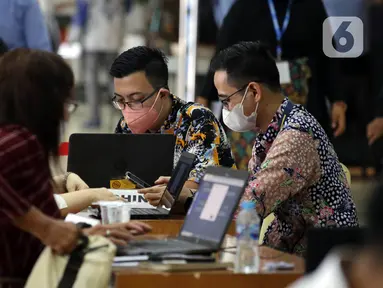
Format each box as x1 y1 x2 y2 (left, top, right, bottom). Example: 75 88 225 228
241 98 358 256
115 95 236 183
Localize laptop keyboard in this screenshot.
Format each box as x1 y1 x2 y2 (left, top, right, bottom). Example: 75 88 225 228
131 208 163 215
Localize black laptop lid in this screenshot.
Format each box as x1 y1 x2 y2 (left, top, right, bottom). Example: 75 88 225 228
179 167 249 249
67 133 175 188
158 152 196 209
306 227 366 273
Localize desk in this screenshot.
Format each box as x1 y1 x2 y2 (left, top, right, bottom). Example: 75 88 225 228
114 246 304 288
141 219 236 237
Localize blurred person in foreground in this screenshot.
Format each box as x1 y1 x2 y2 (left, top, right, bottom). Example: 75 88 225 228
290 184 383 288
0 0 52 51
157 42 358 256
110 46 236 206
197 0 347 170
0 49 151 286
0 41 119 217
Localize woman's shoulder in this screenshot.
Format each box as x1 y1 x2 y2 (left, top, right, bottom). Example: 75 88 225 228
0 124 42 156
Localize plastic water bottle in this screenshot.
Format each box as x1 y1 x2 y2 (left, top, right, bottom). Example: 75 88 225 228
235 201 260 273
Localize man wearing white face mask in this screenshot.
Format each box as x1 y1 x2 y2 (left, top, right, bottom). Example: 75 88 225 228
212 42 358 256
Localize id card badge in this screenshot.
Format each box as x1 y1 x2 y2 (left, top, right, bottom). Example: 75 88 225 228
276 61 291 84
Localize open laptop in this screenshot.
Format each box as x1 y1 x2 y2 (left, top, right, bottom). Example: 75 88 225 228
306 227 366 273
67 133 175 188
130 152 197 219
118 166 249 256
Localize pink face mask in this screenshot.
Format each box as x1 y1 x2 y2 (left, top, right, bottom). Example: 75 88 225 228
122 92 163 134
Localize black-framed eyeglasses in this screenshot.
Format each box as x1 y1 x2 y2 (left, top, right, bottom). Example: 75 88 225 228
112 89 159 111
66 101 78 114
220 85 248 109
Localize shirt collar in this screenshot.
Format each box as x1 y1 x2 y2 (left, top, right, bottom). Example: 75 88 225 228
156 94 185 133
258 97 290 140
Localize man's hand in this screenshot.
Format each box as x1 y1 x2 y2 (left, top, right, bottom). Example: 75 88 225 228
331 101 347 137
66 173 89 192
367 117 383 145
137 178 173 207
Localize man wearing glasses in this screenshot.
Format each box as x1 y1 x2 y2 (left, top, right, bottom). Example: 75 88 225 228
211 41 358 256
110 46 236 206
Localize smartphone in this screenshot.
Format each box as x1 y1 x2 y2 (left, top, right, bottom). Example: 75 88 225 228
125 171 151 189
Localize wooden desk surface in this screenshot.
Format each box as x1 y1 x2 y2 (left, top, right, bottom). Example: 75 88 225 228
114 244 304 288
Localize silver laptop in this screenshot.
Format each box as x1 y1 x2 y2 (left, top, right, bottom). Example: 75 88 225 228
118 166 249 256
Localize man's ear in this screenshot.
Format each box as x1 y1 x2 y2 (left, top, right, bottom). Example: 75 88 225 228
248 82 262 102
158 88 170 98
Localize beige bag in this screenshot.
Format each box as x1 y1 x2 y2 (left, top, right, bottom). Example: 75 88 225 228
25 235 116 288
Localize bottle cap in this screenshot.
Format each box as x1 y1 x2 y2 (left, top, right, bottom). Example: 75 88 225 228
240 201 256 210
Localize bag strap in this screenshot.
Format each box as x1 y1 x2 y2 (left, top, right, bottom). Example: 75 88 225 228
57 235 89 288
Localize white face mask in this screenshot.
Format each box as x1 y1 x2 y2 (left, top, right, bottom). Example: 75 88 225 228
222 86 259 132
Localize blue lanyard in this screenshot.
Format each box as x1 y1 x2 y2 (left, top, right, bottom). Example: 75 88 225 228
267 0 293 60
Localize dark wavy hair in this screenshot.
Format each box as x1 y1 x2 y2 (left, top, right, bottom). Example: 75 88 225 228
0 49 74 157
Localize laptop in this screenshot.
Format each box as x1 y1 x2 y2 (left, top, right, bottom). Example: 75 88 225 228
306 227 366 273
67 133 175 188
118 166 249 256
130 152 197 219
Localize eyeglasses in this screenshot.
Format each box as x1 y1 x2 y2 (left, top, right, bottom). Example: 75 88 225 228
66 101 78 114
220 85 248 109
112 89 159 111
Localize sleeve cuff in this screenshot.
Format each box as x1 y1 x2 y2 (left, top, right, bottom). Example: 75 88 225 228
53 194 68 210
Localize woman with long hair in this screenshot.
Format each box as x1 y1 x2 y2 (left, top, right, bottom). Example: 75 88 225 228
0 49 151 286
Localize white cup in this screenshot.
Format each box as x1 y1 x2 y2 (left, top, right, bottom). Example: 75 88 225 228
99 201 131 224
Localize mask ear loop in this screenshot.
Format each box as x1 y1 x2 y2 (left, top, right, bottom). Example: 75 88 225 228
150 93 164 127
240 85 251 107
241 85 259 119
223 85 251 122
239 85 251 116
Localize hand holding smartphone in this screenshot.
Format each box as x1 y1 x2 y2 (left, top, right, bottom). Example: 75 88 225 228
125 171 151 189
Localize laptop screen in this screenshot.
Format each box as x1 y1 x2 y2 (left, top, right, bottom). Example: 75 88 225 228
180 173 246 244
158 152 196 208
167 162 190 197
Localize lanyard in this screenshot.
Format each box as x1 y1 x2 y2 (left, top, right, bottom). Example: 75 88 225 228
267 0 293 60
277 100 294 131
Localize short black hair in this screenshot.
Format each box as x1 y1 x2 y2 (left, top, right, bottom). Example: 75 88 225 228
210 41 280 92
110 46 169 89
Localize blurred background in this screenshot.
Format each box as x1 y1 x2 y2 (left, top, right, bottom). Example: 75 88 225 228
8 0 383 224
